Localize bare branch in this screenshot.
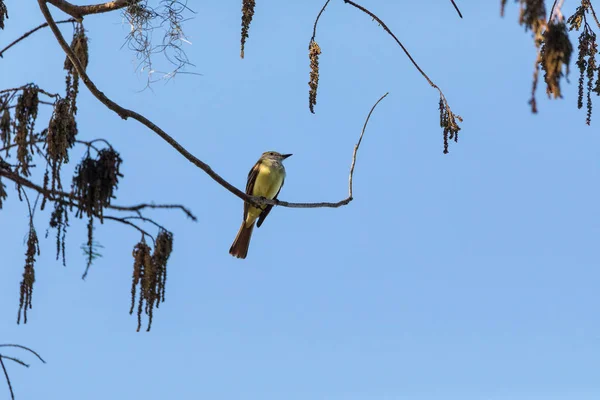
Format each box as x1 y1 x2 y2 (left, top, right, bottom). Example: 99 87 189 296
0 19 76 58
0 345 46 364
450 0 463 18
110 203 197 221
311 0 331 42
0 167 194 220
104 215 155 243
0 357 14 400
342 0 439 92
47 0 137 20
587 0 600 29
37 0 388 209
349 92 388 199
0 356 28 368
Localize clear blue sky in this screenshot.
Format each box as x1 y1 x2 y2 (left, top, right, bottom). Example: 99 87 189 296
1 1 599 399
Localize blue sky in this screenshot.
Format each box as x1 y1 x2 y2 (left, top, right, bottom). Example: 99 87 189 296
1 1 599 399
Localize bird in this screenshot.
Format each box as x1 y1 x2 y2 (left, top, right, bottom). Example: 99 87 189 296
229 151 292 259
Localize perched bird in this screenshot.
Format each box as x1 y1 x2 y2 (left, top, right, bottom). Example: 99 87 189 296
229 151 292 259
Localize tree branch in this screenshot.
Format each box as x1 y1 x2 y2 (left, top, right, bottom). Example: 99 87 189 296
0 357 14 400
46 0 136 20
38 0 386 210
0 345 46 364
311 0 331 42
0 19 76 58
0 167 195 221
450 0 463 18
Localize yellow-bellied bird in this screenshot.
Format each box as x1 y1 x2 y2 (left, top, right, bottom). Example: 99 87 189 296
229 151 292 259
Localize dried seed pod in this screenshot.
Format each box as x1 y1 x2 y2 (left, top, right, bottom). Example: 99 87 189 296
14 86 39 176
0 0 7 30
72 148 122 220
439 96 462 154
0 107 10 152
240 0 256 58
0 176 7 209
518 0 546 37
152 230 173 305
47 98 77 165
308 40 322 114
64 24 89 115
17 224 39 324
541 22 573 99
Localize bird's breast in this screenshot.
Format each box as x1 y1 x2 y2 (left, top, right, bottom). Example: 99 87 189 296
252 163 285 200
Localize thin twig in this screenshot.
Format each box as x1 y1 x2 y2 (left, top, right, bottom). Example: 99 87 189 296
311 0 331 42
0 345 46 364
0 356 29 368
449 0 463 18
104 216 155 243
548 0 559 23
587 0 600 29
0 168 195 221
0 19 76 58
38 0 384 210
110 203 197 221
342 1 443 94
0 357 14 400
349 92 388 199
122 215 167 231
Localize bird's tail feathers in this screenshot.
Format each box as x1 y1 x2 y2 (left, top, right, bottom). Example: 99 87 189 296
229 221 255 259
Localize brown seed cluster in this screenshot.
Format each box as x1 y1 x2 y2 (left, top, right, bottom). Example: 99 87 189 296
71 148 122 221
439 96 463 154
541 22 573 99
308 40 322 114
46 98 78 192
17 224 39 325
14 86 39 176
48 202 69 266
0 106 10 154
130 230 173 332
240 0 256 58
567 2 600 125
518 0 547 36
0 0 7 30
64 24 88 115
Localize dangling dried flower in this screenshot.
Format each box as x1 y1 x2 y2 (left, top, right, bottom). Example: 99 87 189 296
0 0 8 30
64 23 89 115
46 98 78 193
48 202 69 266
72 148 122 221
0 176 7 209
14 86 39 176
439 95 462 154
0 107 10 153
518 0 547 37
500 0 508 17
17 224 39 324
152 230 173 306
308 40 322 114
540 22 573 99
240 0 256 58
130 230 174 331
567 2 599 125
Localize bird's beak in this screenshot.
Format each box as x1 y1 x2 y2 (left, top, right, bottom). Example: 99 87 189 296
281 154 293 159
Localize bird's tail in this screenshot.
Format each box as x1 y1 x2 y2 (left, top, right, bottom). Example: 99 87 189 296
229 221 255 259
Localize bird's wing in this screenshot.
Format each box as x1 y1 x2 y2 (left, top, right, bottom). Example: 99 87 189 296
257 176 284 228
243 161 261 219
